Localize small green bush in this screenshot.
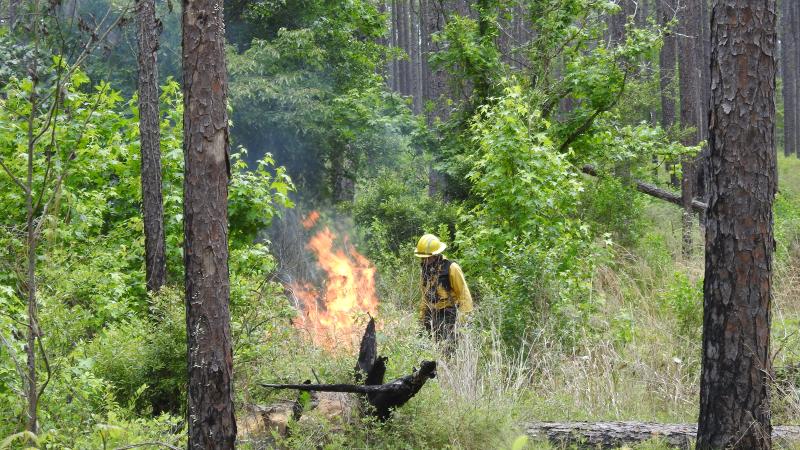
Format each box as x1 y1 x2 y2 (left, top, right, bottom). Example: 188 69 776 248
579 176 646 246
84 287 187 415
659 272 703 338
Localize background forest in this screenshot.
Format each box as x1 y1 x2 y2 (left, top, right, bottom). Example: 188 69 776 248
0 0 798 448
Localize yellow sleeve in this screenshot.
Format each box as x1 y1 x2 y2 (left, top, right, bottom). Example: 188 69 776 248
449 262 473 314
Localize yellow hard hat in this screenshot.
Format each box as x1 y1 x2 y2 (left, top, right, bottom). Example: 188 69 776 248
414 234 447 258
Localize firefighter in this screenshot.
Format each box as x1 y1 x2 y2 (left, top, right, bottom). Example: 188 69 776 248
414 233 473 343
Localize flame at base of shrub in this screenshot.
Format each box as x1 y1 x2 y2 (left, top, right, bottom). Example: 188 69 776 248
290 225 378 349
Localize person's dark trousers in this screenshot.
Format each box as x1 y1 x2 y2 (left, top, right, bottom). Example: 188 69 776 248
424 306 457 346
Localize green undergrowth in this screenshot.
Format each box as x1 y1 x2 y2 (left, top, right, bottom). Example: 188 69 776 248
247 156 800 449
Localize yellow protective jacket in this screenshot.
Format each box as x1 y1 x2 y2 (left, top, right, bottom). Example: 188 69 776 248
419 259 473 320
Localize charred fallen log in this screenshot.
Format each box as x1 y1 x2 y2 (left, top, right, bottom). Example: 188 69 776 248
581 164 708 213
262 318 436 421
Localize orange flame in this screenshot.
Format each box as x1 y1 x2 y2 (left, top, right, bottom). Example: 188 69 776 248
301 211 320 229
290 215 378 349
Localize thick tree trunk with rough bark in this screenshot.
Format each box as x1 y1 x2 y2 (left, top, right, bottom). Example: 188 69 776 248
697 1 777 448
781 0 797 156
181 0 237 445
137 0 166 292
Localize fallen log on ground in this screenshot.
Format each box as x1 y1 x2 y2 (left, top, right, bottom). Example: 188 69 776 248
525 421 800 449
581 164 708 213
261 317 436 421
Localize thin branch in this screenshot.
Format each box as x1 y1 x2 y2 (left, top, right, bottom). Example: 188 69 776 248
36 333 51 399
0 157 29 194
67 5 130 80
0 332 27 389
558 68 630 153
33 83 109 237
34 68 64 213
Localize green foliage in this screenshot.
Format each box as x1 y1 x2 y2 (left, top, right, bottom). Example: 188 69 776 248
228 0 422 201
457 83 604 345
83 287 187 414
659 272 703 338
579 176 645 246
353 162 459 268
0 67 294 441
229 151 295 245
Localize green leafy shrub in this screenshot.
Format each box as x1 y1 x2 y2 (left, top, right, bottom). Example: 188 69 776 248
580 176 646 246
659 272 702 338
83 288 187 415
457 83 605 346
354 167 459 268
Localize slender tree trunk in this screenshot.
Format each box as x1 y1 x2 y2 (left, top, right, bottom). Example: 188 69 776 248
608 0 626 46
697 1 777 448
8 0 19 29
694 0 711 204
473 0 493 107
659 0 678 184
397 0 409 95
390 0 399 91
422 0 451 198
181 0 236 444
25 78 38 435
781 0 797 156
795 0 800 159
678 0 700 256
137 0 166 292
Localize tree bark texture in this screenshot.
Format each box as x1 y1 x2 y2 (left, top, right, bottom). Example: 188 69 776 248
181 0 236 445
781 0 797 156
694 0 712 203
137 0 166 293
659 0 678 131
525 421 800 449
697 1 777 448
608 0 627 46
678 0 701 257
24 79 39 435
8 0 19 29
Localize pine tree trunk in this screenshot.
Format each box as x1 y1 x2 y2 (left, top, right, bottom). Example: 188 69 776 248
659 0 678 184
781 0 797 156
421 0 451 198
137 0 166 292
694 0 711 204
390 0 400 91
659 0 679 187
181 0 237 444
795 1 800 159
397 0 409 95
8 0 19 29
678 0 700 256
608 0 627 45
697 1 777 448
